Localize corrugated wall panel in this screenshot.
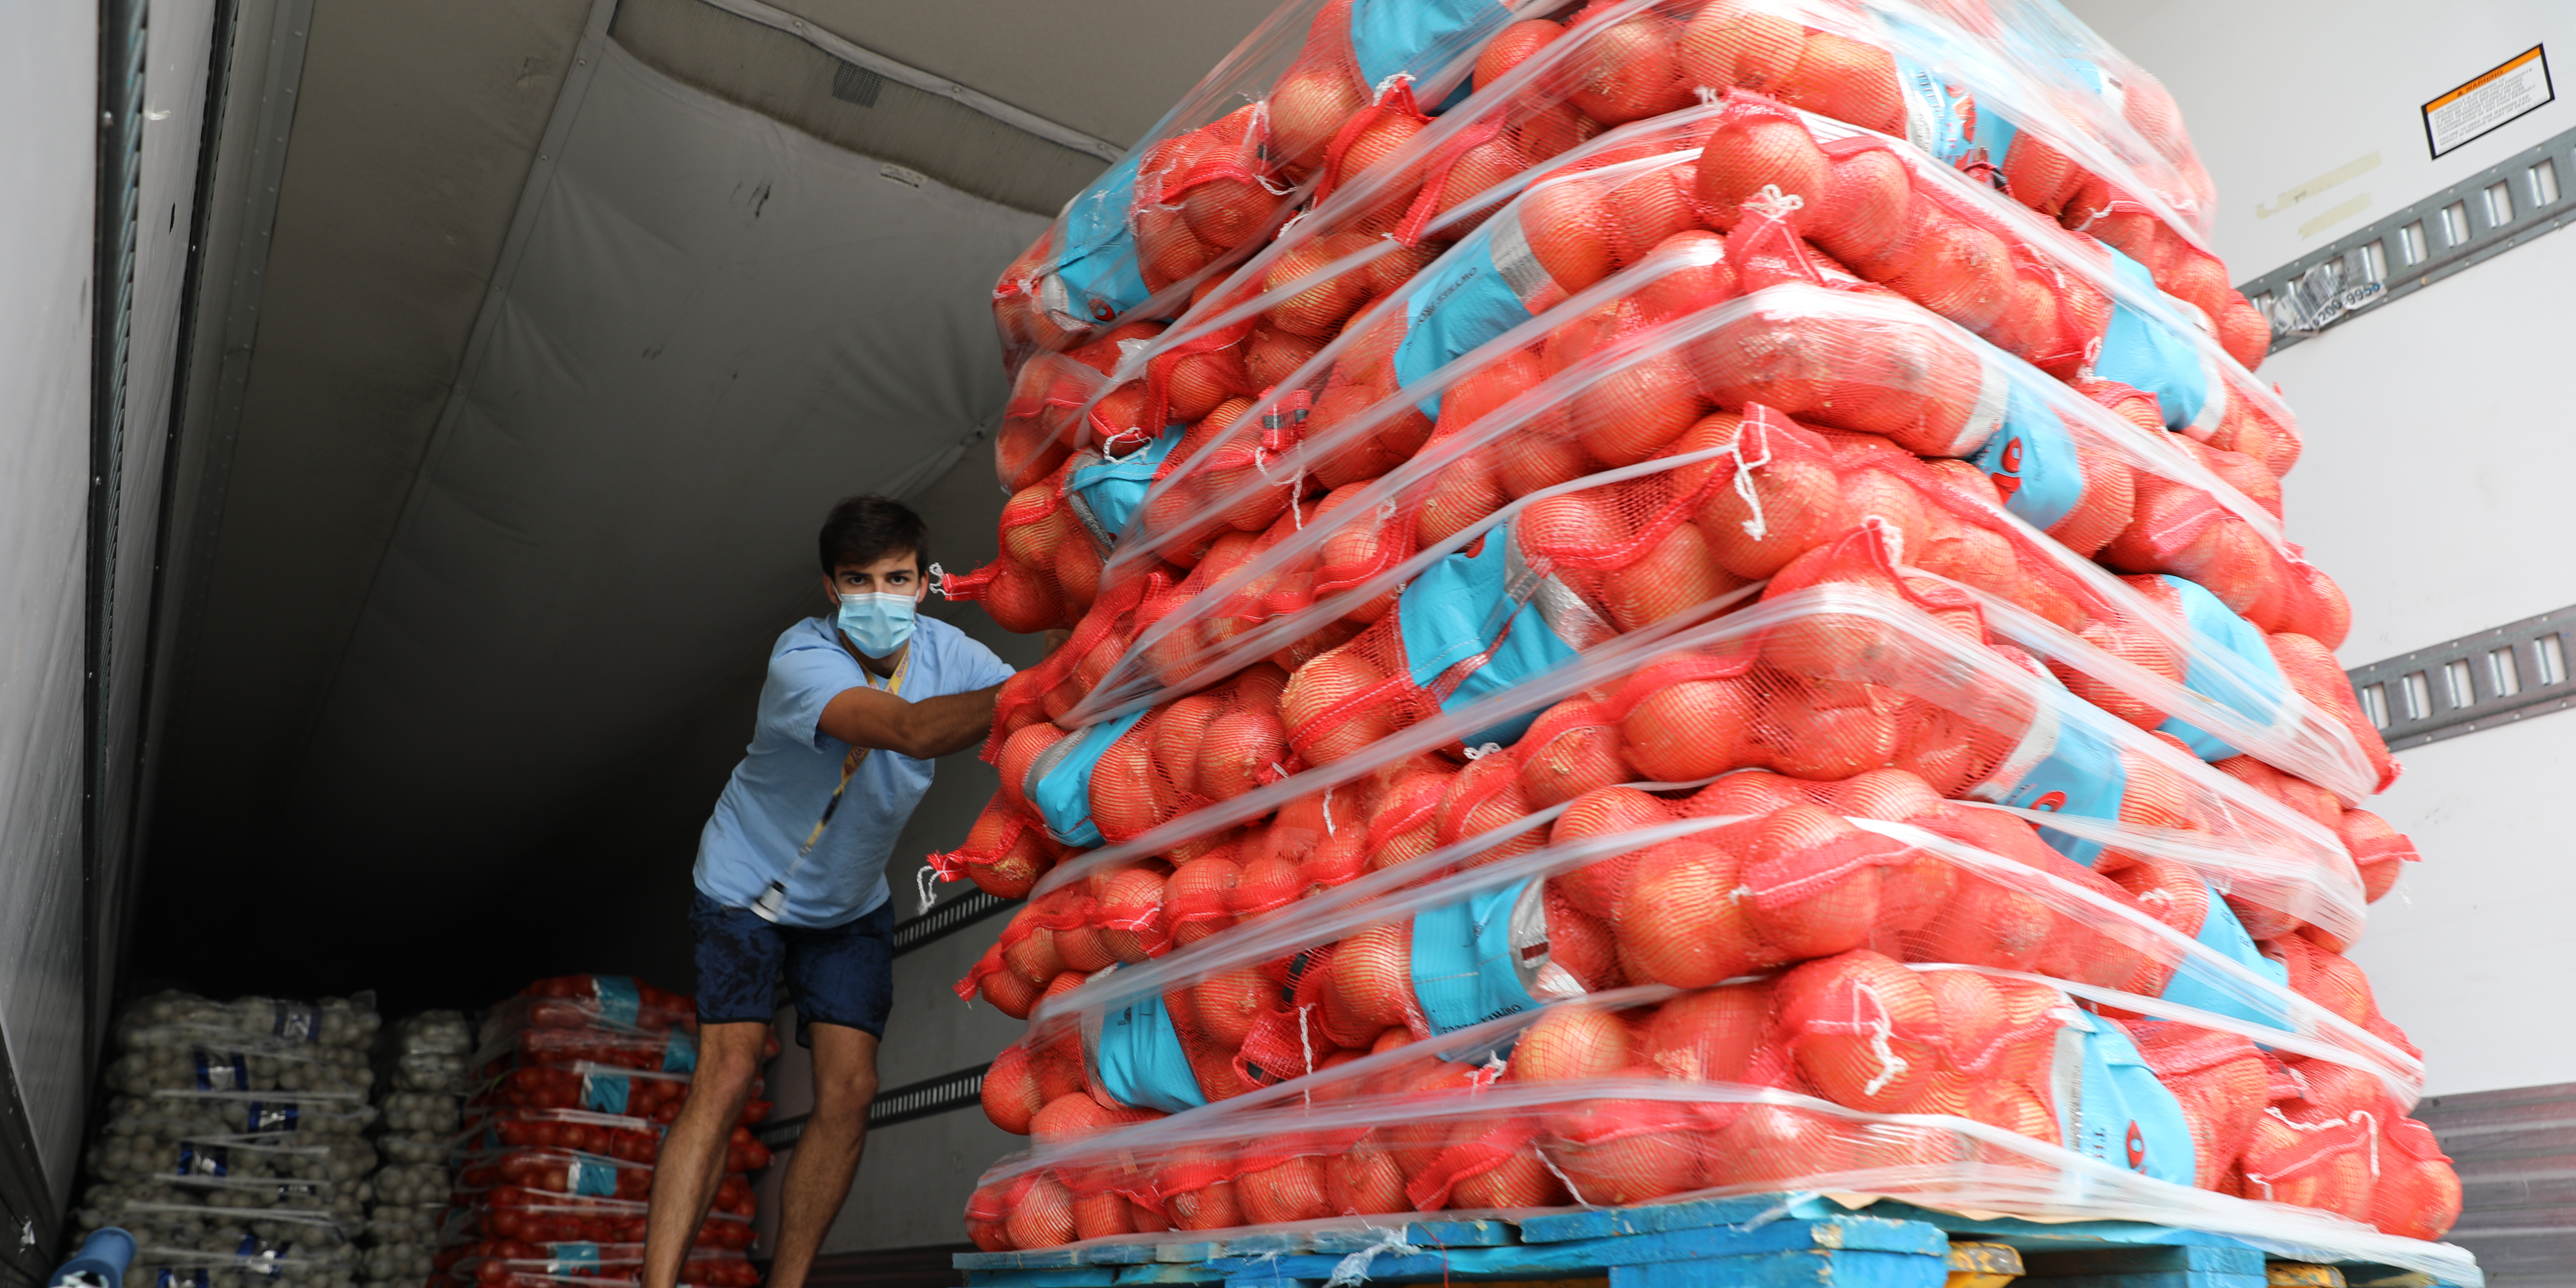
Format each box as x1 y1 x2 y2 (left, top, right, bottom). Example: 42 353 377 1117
2417 1083 2576 1285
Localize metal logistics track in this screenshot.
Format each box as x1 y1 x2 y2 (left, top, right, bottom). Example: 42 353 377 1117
2239 121 2576 350
2345 603 2576 750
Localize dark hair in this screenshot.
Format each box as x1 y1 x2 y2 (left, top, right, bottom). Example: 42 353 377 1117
818 495 928 575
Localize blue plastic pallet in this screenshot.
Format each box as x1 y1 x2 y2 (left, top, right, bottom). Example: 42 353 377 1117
954 1192 2472 1288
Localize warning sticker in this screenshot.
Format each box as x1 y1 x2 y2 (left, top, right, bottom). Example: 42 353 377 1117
2424 46 2554 158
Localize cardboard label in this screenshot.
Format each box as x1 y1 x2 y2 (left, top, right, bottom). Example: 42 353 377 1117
2424 46 2553 157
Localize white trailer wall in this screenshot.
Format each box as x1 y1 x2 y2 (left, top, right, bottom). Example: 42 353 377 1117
0 2 103 1245
1 0 269 1254
2066 0 2576 1097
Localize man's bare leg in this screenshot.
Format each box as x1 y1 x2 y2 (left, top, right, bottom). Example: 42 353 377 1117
643 1022 769 1288
763 1024 879 1288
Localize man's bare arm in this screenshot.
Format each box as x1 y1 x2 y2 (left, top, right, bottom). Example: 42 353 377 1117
816 683 1001 760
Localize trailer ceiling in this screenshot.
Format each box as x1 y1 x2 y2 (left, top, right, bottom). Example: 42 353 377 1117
129 0 1269 1011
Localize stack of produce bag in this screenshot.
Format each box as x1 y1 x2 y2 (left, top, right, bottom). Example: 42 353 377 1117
957 0 2292 635
433 976 767 1288
924 0 2466 1275
362 1011 473 1288
73 992 384 1288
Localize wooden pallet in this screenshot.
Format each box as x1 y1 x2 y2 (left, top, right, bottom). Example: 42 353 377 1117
952 1194 2473 1288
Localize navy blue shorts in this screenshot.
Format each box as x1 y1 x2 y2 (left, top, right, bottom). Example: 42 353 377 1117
689 891 895 1045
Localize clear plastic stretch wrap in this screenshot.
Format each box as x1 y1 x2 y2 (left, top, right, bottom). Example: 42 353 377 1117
488 976 699 1036
962 976 2467 1280
436 977 764 1288
956 586 2399 1030
989 0 1555 370
74 992 387 1288
385 1011 476 1095
433 1243 757 1288
471 1020 703 1079
951 233 2384 880
435 1193 756 1252
979 759 2418 1108
463 1108 775 1175
964 192 2357 806
982 0 2260 520
1010 260 2371 773
947 0 2455 1268
364 1012 474 1288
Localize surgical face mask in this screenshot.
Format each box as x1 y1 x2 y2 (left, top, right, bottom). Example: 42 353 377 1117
836 590 917 658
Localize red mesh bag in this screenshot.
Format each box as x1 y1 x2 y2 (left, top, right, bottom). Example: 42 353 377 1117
2337 808 2419 904
948 5 2447 1262
1692 91 2297 475
1071 265 2345 744
1041 0 2262 523
928 795 1065 901
994 581 2373 1015
965 967 2452 1256
1002 774 2394 1136
988 0 1518 368
2125 1019 2269 1191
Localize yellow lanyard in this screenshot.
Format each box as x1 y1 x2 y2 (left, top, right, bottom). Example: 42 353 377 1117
797 649 909 854
755 647 909 919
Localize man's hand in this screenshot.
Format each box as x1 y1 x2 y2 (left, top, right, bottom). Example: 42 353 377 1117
818 683 1000 760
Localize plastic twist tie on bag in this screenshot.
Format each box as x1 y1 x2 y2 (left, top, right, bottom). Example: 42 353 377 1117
1297 1005 1315 1108
1326 1231 1420 1288
1100 426 1153 459
1741 182 1808 222
1726 413 1779 541
1532 1145 1598 1210
1855 981 1909 1099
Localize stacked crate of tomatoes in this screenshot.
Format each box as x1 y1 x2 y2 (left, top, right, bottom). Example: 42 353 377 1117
433 977 767 1288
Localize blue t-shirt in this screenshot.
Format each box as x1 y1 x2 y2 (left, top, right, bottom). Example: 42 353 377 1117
692 614 1015 928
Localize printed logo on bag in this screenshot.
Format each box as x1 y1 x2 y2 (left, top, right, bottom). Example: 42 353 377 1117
176 1144 231 1178
571 1155 619 1197
194 1049 249 1091
2126 1120 2147 1170
271 1002 319 1042
246 1100 299 1133
2029 790 2068 812
548 1244 602 1271
1989 436 2024 501
582 1072 632 1116
592 976 642 1028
